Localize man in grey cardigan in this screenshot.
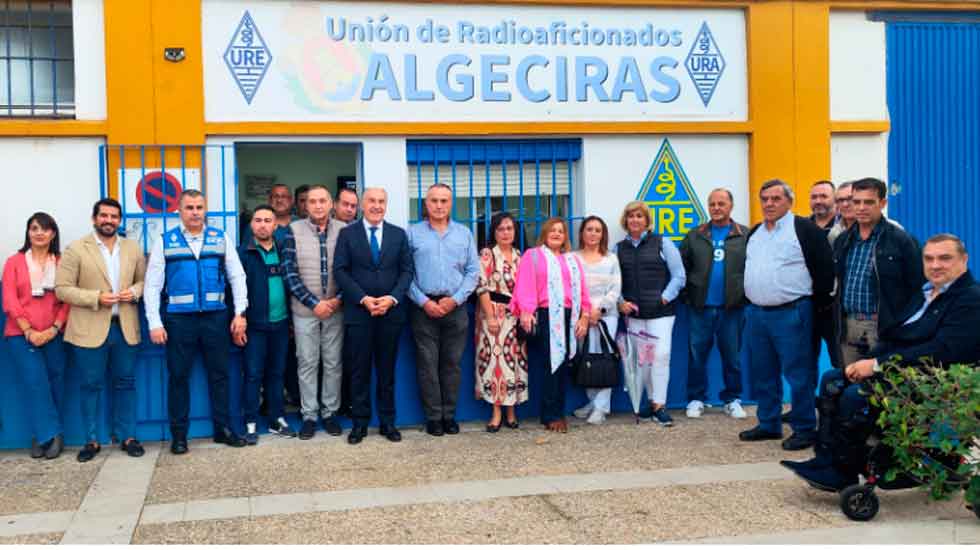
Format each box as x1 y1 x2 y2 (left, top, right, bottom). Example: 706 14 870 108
281 185 348 439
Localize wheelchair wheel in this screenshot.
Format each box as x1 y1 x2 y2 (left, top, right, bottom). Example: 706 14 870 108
840 484 879 521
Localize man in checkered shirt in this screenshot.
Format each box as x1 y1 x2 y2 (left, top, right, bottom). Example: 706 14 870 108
831 177 924 366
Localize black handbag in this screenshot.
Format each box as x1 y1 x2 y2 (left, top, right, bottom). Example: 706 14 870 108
572 320 622 388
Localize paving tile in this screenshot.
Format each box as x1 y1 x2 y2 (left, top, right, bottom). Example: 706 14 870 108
954 518 980 544
60 515 137 545
183 497 250 522
250 492 315 517
139 503 186 526
0 510 73 537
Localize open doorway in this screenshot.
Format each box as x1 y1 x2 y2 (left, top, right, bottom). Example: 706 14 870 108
235 142 360 240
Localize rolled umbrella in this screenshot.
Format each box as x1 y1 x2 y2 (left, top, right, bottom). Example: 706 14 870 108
617 328 645 423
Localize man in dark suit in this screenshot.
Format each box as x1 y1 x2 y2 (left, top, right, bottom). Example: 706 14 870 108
782 233 980 491
333 187 414 445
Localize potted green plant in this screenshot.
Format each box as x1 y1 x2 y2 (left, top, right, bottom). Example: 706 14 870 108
868 359 980 517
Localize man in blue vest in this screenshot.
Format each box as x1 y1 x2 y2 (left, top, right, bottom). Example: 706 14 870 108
145 190 250 454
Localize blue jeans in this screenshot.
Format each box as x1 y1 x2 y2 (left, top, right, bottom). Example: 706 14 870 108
7 333 66 443
73 322 138 443
745 298 816 434
242 321 289 424
687 306 744 404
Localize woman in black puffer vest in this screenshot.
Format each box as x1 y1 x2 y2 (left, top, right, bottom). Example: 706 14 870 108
616 201 687 427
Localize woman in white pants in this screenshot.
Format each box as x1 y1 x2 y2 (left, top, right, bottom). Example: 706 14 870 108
615 201 686 426
573 216 621 425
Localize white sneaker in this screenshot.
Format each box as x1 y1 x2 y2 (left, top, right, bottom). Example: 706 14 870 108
686 400 705 418
586 408 606 425
246 422 257 435
574 404 594 419
724 399 747 419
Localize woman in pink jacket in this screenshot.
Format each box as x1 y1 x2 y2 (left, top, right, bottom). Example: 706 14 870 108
3 212 70 459
510 217 591 433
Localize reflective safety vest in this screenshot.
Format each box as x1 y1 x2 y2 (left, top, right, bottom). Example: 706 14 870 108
163 226 227 314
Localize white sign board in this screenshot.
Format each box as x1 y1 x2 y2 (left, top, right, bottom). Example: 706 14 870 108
202 0 747 122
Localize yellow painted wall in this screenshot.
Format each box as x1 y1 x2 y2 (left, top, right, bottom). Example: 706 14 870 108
5 0 972 222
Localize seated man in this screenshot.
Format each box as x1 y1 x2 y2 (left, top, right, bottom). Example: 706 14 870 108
782 233 980 491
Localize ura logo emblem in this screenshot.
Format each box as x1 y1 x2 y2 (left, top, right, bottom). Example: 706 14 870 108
636 139 707 241
224 11 272 104
685 22 726 107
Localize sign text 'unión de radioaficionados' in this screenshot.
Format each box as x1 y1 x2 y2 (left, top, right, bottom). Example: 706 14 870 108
203 2 746 122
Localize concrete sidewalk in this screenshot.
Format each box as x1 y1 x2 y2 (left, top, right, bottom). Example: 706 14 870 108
0 407 976 544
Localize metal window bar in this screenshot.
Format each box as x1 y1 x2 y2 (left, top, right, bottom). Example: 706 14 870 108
98 145 239 255
0 0 74 117
407 139 583 250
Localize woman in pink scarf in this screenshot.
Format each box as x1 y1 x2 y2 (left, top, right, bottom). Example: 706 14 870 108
510 218 590 433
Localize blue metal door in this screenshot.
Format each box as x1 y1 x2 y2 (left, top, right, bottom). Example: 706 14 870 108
886 18 980 271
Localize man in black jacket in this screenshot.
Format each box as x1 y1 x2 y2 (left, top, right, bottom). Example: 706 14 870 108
679 188 749 419
332 188 414 445
236 205 297 444
783 233 980 491
739 179 835 451
832 178 924 367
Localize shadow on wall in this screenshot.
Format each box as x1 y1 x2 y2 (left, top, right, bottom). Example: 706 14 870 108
0 286 833 449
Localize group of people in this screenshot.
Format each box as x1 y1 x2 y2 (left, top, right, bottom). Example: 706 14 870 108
4 176 977 473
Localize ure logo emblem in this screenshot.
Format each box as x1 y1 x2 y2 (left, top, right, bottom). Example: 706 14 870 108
636 139 707 241
224 11 272 104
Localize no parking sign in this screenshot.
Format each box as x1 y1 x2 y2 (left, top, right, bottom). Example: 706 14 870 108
121 168 201 214
119 168 202 250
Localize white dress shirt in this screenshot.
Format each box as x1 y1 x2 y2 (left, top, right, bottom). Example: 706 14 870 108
744 211 814 306
144 224 248 330
94 232 122 316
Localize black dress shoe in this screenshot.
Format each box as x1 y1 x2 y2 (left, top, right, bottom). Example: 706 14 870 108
379 424 402 442
171 438 188 455
425 420 444 436
30 438 44 459
76 442 100 463
782 432 817 451
442 418 460 435
738 426 783 442
121 438 145 458
213 427 247 448
322 415 343 436
299 419 317 440
347 426 367 445
44 434 64 459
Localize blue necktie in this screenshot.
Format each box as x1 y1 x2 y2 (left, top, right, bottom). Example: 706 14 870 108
369 226 381 265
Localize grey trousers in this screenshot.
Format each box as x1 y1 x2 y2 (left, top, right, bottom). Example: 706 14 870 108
293 312 344 421
411 305 469 421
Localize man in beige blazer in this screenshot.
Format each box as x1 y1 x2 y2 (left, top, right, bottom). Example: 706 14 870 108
55 198 146 462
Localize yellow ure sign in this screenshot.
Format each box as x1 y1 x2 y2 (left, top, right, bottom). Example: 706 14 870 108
635 139 707 241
